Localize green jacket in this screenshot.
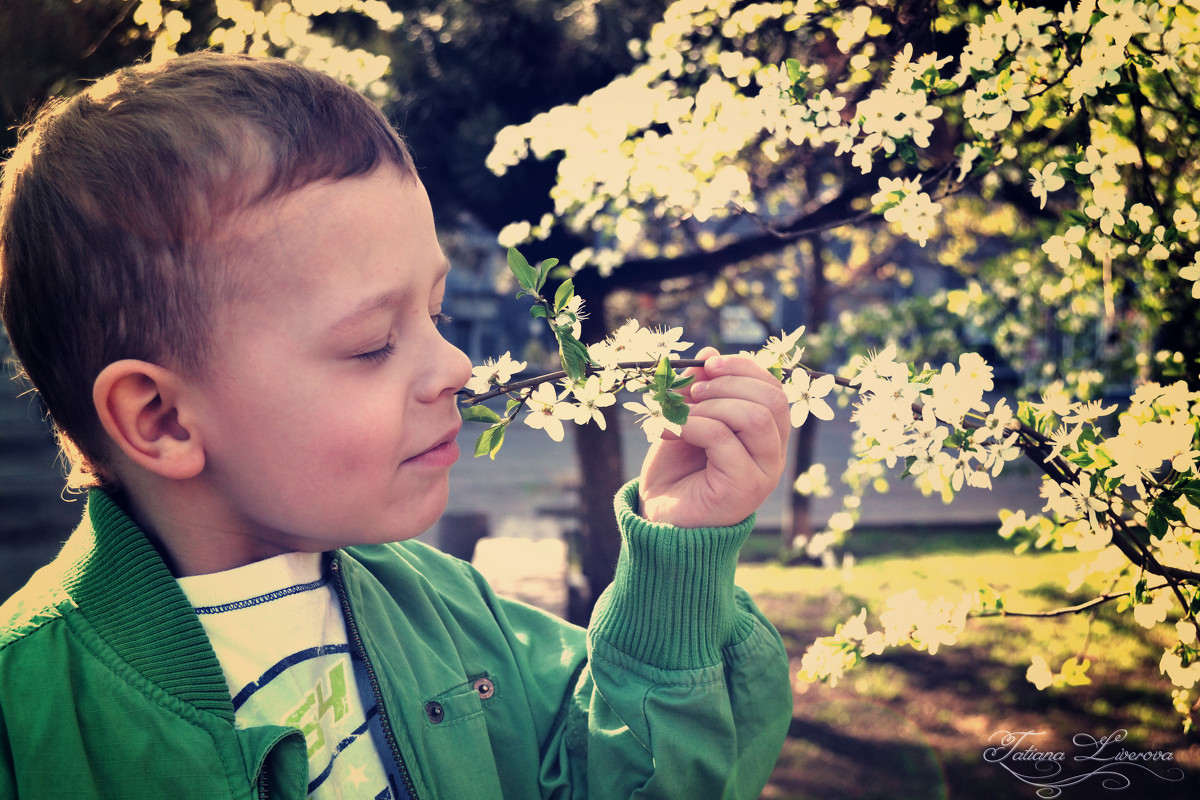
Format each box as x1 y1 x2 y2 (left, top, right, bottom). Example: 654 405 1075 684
0 481 791 799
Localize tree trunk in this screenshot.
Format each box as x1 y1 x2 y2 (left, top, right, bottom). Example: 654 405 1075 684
784 416 820 555
570 280 624 624
571 407 625 623
782 234 830 556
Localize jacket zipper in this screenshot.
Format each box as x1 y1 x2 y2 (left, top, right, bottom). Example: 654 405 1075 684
257 769 270 800
328 557 420 800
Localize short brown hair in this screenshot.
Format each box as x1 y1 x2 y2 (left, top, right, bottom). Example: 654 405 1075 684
0 52 416 487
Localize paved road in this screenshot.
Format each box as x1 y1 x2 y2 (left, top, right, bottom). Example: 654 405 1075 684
0 404 1041 607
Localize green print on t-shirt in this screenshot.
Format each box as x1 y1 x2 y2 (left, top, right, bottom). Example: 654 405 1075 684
286 660 351 757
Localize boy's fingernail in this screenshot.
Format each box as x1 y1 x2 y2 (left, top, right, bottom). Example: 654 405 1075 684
706 355 724 371
691 380 708 397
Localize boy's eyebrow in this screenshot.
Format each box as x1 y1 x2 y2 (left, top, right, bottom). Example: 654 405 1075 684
329 258 451 333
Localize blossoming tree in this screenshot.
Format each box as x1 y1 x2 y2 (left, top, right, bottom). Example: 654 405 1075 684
467 0 1200 729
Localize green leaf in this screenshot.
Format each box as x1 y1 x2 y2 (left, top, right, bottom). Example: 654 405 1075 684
646 358 690 425
1156 497 1187 524
946 429 972 449
1177 478 1200 499
670 372 695 390
785 58 806 85
474 423 507 459
1134 575 1149 603
507 248 537 292
535 258 558 292
553 278 575 313
529 305 548 319
976 582 1004 613
1147 511 1168 539
558 332 592 384
656 388 691 426
653 355 673 388
1059 656 1091 687
934 79 959 96
461 405 501 424
1016 401 1055 436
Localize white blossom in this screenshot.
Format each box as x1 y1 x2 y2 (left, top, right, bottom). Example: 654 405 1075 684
623 394 683 441
1161 650 1200 689
784 371 837 427
972 398 1016 444
1179 254 1200 300
1027 655 1054 690
926 360 988 425
753 326 806 370
1042 225 1086 269
1030 163 1065 208
807 89 847 127
466 353 527 394
523 384 573 442
568 375 617 429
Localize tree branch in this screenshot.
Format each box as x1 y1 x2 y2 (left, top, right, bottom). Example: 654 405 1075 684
459 358 1200 585
571 175 883 293
975 586 1163 619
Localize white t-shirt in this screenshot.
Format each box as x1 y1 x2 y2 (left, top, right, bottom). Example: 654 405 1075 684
178 552 406 799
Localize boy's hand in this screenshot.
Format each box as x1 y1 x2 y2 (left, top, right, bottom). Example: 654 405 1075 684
638 347 790 528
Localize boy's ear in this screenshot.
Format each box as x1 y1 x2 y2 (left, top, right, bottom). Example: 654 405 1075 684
93 360 205 480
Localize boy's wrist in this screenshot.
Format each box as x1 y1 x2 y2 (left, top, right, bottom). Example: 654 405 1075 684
588 480 757 671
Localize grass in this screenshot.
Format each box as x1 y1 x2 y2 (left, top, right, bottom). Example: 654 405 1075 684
739 528 1200 799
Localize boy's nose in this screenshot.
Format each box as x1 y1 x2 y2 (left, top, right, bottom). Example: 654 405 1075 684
425 336 473 401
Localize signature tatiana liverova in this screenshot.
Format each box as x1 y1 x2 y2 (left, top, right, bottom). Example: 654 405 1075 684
984 730 1186 798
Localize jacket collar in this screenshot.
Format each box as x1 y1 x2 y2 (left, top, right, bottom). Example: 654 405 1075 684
57 489 235 722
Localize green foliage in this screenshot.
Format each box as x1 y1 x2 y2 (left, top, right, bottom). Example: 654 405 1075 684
473 423 506 460
648 356 694 426
460 405 501 424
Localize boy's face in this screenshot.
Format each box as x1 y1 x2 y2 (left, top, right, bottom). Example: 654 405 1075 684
183 165 472 568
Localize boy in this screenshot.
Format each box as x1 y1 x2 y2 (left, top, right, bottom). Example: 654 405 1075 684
0 52 792 799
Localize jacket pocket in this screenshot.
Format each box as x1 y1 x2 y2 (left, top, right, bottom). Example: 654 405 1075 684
417 674 506 796
422 673 499 727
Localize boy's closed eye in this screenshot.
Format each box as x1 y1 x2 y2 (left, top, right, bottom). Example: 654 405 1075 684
352 313 451 364
354 339 398 364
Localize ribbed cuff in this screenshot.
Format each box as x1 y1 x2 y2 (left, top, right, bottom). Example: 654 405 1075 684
588 480 756 671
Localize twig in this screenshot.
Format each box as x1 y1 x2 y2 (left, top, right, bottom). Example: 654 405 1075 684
975 586 1163 619
456 360 859 406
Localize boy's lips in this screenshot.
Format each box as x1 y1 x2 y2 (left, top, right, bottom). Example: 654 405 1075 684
404 424 462 467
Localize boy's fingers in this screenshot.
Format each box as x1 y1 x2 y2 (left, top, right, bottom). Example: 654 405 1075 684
679 349 778 395
684 397 787 473
687 373 790 446
700 352 779 384
677 346 719 400
671 414 761 484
